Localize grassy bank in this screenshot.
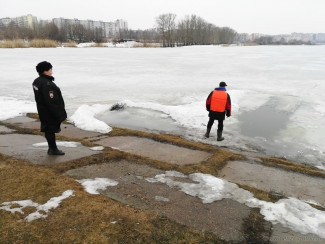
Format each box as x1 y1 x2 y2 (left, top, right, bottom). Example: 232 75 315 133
0 154 221 243
0 39 59 48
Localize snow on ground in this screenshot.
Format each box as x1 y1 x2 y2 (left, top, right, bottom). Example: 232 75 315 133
0 96 36 121
146 171 325 239
33 141 81 148
76 178 118 194
69 104 112 133
1 46 324 167
76 41 142 48
0 190 74 222
90 146 105 151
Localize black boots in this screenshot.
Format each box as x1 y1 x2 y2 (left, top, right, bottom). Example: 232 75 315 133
48 148 65 155
217 131 224 141
205 127 211 138
205 128 224 141
45 132 64 155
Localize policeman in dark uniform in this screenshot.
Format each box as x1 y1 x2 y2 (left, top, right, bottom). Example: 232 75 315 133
33 61 67 155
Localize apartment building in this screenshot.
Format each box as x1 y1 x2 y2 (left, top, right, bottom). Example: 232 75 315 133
1 14 127 38
0 14 37 29
53 18 127 38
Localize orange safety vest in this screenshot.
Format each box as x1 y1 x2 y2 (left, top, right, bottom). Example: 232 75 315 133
210 90 227 112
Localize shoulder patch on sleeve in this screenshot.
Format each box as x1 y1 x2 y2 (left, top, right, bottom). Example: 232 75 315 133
33 85 39 91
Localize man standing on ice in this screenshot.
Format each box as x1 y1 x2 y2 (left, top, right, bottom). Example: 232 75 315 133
32 61 67 155
205 81 231 141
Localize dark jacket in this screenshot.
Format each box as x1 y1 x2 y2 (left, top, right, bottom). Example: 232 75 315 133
32 74 67 132
206 87 231 120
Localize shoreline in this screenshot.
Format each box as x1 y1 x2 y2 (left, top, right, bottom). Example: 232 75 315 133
1 114 325 242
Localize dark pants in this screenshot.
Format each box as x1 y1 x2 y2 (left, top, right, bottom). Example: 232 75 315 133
45 132 57 149
207 117 224 132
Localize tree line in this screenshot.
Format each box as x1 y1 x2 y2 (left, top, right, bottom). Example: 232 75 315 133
0 22 106 43
155 13 237 47
0 13 237 46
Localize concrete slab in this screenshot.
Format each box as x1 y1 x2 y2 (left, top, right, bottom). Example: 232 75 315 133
270 224 324 244
4 116 102 139
96 136 212 165
59 124 102 139
0 134 100 165
66 161 251 242
4 116 36 124
0 125 15 133
219 160 325 205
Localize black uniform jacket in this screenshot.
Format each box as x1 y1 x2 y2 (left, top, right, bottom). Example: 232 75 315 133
32 74 67 132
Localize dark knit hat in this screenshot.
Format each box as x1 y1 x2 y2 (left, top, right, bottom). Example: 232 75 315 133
219 81 227 87
36 61 52 74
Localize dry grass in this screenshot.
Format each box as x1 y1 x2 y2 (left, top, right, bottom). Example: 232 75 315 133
29 39 59 48
260 157 325 178
0 39 27 48
237 184 283 203
0 39 59 48
0 154 221 243
242 209 270 243
61 41 78 47
243 42 259 46
109 127 216 152
133 43 160 48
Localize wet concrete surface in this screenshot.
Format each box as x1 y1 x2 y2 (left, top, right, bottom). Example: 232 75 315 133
270 224 324 244
0 125 15 133
219 160 325 206
3 116 102 139
95 136 212 165
1 116 324 242
66 160 251 242
0 134 100 165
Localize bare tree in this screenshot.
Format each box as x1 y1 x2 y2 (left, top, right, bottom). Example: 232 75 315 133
156 13 176 47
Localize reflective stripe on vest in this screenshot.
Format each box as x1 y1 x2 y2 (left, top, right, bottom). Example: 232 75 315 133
210 90 227 112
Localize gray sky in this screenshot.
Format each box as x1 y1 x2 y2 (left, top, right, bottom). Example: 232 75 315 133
1 0 324 34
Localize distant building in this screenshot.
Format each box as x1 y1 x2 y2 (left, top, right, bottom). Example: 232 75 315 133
52 17 128 38
313 33 325 43
1 14 127 38
0 14 38 29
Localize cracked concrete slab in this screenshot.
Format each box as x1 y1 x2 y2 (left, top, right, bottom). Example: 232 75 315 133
66 160 251 242
96 136 212 165
0 134 100 165
218 160 325 206
270 224 324 244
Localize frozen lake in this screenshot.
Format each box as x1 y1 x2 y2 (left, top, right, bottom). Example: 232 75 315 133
0 45 324 168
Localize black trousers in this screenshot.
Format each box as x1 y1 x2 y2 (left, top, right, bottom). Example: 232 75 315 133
45 132 57 149
207 117 224 132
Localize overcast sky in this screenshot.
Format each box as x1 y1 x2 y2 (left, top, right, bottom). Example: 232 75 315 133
1 0 324 35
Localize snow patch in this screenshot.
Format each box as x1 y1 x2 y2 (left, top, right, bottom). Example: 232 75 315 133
76 178 118 194
0 190 74 222
33 141 81 148
90 146 105 151
146 171 325 239
69 104 112 133
0 96 36 121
